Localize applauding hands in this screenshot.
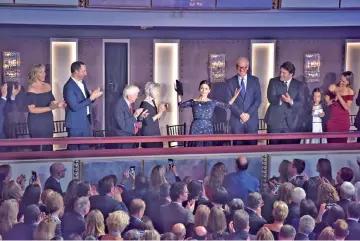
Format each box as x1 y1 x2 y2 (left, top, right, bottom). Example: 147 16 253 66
90 87 103 101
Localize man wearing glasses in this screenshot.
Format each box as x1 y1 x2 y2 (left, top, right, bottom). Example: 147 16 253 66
226 57 261 145
44 162 67 195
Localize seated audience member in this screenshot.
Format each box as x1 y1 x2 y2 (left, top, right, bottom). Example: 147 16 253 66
285 187 306 225
335 167 354 193
124 199 147 232
2 204 41 240
346 202 360 240
334 219 349 240
46 191 64 237
84 210 106 239
278 225 296 241
172 223 186 240
206 206 228 239
44 162 67 195
147 183 171 232
89 176 128 222
263 201 289 240
223 156 260 204
160 182 194 232
101 211 130 240
33 217 57 240
255 227 275 240
193 226 207 240
122 172 149 207
317 226 335 240
61 196 90 239
160 232 177 240
338 181 355 215
123 229 140 240
194 204 210 227
143 229 160 240
246 192 267 235
288 159 307 188
295 215 315 240
228 209 253 240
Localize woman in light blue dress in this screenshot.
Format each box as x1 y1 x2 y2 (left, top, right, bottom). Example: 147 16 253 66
175 80 240 146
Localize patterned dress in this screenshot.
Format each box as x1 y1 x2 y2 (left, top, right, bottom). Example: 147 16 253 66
179 99 229 146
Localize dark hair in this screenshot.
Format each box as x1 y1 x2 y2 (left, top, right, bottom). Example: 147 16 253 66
21 184 41 209
160 183 171 199
98 176 114 195
280 61 296 75
324 205 345 226
210 187 230 205
198 80 211 90
247 192 263 210
24 204 40 224
187 180 203 201
293 159 306 174
170 182 186 202
76 181 90 197
135 173 149 190
341 71 354 87
317 158 333 183
233 209 249 231
310 87 324 106
347 202 360 219
161 232 176 240
340 167 354 182
299 199 318 218
70 61 85 74
236 158 248 171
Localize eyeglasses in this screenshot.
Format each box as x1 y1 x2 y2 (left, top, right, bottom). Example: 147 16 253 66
237 65 248 70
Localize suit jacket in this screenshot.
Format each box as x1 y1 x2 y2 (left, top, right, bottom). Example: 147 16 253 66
355 90 360 129
285 202 300 225
63 78 93 129
346 219 360 240
89 194 128 221
223 171 259 205
227 230 254 240
0 98 6 139
160 202 194 233
295 232 309 240
113 97 138 136
245 207 267 235
61 211 86 240
1 222 35 240
123 216 147 233
337 199 351 216
226 75 261 132
264 77 305 131
146 198 171 233
44 176 63 195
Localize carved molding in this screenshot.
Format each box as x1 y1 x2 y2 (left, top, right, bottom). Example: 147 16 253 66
79 0 85 7
73 160 81 180
272 0 279 9
261 154 269 192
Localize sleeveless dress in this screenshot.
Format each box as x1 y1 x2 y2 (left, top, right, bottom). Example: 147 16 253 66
178 99 229 146
326 93 354 143
26 91 55 151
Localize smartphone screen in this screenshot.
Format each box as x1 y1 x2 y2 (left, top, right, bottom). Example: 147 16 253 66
168 159 174 168
31 171 37 182
129 166 135 176
274 184 280 194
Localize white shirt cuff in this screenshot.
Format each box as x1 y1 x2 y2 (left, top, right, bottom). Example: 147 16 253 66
1 97 6 101
10 95 15 101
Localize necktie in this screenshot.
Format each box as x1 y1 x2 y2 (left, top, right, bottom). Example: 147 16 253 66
284 81 288 91
240 78 246 98
129 104 139 135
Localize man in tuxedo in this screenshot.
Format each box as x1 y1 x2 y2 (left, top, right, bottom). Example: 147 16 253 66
63 61 103 150
227 57 261 145
265 61 305 144
113 85 148 149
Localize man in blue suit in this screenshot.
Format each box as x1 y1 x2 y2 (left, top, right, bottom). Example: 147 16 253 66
226 57 261 145
223 156 260 205
63 61 103 150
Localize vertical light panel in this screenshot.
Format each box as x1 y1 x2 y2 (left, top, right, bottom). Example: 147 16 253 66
345 40 360 116
153 40 180 136
51 39 77 149
251 40 276 119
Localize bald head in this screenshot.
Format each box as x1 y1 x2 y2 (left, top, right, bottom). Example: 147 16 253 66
172 223 186 240
50 163 66 179
236 57 249 78
195 226 207 237
236 156 248 171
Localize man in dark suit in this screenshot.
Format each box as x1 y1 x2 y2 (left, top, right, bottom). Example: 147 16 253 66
63 61 103 150
346 202 360 240
124 199 147 233
245 192 267 235
228 210 254 240
227 57 261 145
295 215 315 240
160 182 194 233
265 61 305 144
0 83 8 140
338 182 354 216
89 176 128 222
113 85 148 149
44 162 67 195
61 196 89 239
223 156 260 205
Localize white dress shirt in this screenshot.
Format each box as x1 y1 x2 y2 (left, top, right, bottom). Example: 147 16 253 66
238 74 247 91
280 78 293 105
71 77 90 115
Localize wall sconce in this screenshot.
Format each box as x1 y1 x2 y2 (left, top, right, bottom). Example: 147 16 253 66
304 53 321 82
189 0 203 7
2 52 20 82
209 54 225 83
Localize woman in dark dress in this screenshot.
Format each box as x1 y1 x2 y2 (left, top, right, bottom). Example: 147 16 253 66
26 64 65 151
175 80 240 147
325 71 354 143
140 82 167 148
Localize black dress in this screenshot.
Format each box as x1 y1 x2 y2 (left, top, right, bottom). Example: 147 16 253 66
26 91 55 151
139 100 163 148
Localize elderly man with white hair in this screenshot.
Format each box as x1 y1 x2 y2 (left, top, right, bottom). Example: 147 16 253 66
113 85 148 149
285 187 306 225
338 181 355 214
295 215 315 240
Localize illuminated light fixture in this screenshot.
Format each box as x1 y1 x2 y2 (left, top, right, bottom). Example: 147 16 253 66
209 54 226 83
2 52 20 82
153 40 180 139
189 0 203 6
345 40 360 116
304 53 321 82
50 39 78 150
251 40 276 119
